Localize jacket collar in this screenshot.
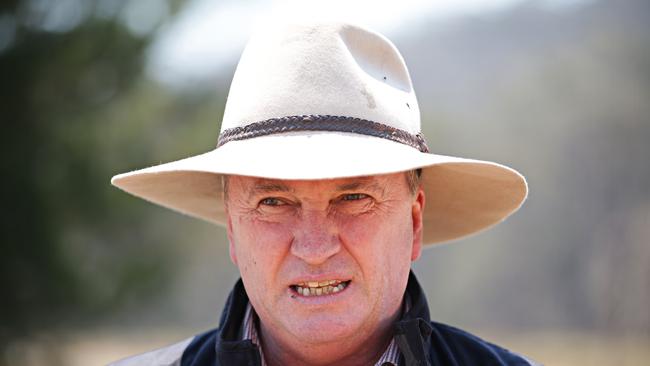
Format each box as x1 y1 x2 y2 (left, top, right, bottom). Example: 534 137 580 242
214 280 262 365
394 271 433 366
215 271 432 366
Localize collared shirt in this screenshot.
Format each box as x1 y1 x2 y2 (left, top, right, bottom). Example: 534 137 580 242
242 303 401 366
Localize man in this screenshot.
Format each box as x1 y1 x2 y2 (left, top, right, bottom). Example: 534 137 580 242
111 21 534 365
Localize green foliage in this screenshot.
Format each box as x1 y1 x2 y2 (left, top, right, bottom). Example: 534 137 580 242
0 1 200 351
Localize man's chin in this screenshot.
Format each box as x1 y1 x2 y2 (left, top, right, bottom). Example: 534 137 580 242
285 314 367 344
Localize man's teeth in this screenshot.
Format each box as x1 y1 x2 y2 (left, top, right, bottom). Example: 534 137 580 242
294 280 348 297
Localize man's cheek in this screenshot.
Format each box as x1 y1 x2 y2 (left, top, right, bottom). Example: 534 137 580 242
248 221 293 251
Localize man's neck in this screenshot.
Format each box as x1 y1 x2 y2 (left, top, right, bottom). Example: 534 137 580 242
256 308 400 366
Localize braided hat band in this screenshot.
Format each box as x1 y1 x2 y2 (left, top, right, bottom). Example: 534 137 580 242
217 115 430 153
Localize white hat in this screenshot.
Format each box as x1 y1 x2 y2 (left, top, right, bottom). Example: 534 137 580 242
111 22 527 245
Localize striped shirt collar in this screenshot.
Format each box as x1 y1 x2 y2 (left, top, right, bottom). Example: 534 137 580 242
242 303 403 366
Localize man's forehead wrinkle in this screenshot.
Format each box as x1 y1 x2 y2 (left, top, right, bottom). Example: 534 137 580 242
239 176 391 199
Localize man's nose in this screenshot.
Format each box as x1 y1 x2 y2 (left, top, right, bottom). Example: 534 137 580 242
290 211 341 265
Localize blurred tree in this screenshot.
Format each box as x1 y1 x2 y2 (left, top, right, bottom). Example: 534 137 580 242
0 0 193 363
404 0 650 335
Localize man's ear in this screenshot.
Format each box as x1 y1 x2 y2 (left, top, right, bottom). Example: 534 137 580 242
226 215 238 265
411 188 425 261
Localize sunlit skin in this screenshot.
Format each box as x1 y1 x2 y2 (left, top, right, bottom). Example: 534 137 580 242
225 172 425 366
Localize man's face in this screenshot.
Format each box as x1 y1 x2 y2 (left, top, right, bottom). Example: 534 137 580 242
225 172 424 345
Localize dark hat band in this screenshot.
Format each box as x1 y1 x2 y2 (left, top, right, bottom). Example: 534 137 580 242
217 115 430 153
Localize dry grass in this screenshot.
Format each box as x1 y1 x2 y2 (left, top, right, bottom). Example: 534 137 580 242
5 329 649 365
485 330 650 366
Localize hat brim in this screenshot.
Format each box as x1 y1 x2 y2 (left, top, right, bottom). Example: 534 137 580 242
111 132 527 245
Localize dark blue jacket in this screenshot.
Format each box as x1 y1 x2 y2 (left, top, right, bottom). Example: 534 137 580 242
111 272 538 366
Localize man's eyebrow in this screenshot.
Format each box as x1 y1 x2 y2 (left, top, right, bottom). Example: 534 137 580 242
248 181 293 198
335 179 384 194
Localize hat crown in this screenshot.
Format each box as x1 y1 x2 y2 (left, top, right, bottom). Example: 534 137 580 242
221 22 421 134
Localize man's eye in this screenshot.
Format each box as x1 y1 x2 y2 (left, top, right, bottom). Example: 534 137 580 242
260 197 284 206
342 193 369 201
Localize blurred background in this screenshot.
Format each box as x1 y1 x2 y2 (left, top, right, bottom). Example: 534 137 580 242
2 0 648 365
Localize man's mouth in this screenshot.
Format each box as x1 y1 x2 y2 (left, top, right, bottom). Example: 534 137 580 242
291 280 351 297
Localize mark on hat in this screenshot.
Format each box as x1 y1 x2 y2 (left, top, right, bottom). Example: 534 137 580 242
360 87 376 109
